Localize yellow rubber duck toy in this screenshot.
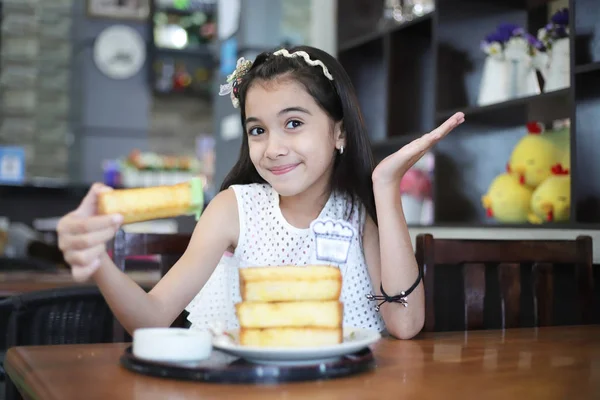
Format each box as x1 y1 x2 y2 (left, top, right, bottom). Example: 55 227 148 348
482 173 533 223
528 164 571 224
507 121 565 189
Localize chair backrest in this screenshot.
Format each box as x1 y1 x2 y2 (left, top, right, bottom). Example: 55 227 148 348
1 285 114 400
110 230 193 341
416 233 595 332
4 286 115 347
0 297 14 382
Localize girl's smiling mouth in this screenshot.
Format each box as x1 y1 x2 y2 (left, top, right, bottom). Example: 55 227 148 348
268 163 300 175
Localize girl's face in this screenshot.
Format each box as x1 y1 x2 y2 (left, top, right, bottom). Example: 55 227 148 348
244 78 344 198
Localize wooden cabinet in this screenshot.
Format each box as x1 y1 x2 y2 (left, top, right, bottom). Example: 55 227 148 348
337 0 600 227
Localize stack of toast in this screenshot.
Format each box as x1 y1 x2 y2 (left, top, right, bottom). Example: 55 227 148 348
235 265 344 347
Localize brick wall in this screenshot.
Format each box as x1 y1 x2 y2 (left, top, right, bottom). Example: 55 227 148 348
0 0 73 180
148 95 213 156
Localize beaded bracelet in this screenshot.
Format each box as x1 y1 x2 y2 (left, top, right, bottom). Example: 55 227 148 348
366 267 423 311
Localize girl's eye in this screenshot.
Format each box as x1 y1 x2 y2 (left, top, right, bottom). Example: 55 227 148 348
286 120 303 129
248 127 265 136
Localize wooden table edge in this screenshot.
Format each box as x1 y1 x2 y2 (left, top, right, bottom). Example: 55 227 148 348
5 343 133 400
5 347 45 400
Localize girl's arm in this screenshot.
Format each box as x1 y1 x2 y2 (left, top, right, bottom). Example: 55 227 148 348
92 188 239 335
363 196 424 340
365 112 465 339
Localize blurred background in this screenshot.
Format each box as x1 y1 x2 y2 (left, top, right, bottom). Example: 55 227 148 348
0 0 599 266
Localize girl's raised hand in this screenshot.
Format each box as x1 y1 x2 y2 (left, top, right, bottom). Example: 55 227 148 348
372 112 465 187
56 183 123 282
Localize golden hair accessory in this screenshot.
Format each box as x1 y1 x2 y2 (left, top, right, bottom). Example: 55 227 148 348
218 57 253 109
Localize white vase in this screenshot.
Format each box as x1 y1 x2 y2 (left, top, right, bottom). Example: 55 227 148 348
420 198 434 225
544 37 570 92
401 194 424 225
504 38 541 98
478 55 512 106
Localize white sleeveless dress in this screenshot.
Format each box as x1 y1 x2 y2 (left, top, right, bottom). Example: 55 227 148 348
185 183 386 333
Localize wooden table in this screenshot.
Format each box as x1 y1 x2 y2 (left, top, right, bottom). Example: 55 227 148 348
0 270 160 297
5 325 599 399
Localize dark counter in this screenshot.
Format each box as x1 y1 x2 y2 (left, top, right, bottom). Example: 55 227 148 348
0 182 200 233
0 182 91 226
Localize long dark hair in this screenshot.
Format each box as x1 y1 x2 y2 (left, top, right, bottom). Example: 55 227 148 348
220 45 378 225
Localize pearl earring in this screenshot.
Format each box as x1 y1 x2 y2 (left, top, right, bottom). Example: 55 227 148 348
339 146 344 154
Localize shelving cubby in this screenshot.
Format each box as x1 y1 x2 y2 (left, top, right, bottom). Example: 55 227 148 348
338 2 435 157
337 0 600 228
573 0 600 223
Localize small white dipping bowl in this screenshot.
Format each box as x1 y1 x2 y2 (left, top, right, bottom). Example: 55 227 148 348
132 328 212 362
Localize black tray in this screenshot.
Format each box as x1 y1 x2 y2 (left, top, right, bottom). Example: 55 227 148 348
120 346 376 384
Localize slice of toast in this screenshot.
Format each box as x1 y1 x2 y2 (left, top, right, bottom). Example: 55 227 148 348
239 265 342 302
239 327 343 347
236 300 343 329
98 183 193 224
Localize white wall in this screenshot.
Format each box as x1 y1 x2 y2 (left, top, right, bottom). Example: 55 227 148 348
310 0 337 56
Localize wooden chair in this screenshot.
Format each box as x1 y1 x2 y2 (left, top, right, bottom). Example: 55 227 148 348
2 286 115 400
416 233 595 332
111 229 192 341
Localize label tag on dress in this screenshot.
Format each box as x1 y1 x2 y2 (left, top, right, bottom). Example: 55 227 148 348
309 218 356 266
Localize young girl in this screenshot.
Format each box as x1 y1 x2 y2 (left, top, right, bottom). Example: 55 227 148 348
57 45 464 340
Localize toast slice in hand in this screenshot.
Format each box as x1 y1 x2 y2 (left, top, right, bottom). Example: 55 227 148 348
97 178 203 224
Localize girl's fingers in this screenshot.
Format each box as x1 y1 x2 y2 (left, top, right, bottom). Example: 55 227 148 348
74 183 113 216
71 261 102 283
431 112 465 139
63 244 106 268
391 112 465 168
57 214 122 236
404 131 441 157
373 112 465 184
59 226 119 252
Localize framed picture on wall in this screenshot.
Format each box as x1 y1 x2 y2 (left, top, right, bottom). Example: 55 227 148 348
87 0 151 21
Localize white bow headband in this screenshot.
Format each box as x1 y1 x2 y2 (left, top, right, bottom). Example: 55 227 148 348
218 49 334 109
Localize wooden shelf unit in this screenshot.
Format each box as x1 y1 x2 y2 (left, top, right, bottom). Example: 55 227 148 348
337 0 600 227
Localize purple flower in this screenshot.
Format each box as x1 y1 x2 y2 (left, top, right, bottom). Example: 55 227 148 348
481 22 547 52
484 31 503 43
483 29 510 44
551 8 569 26
553 25 568 39
496 23 521 41
512 27 526 36
497 23 521 34
525 33 544 49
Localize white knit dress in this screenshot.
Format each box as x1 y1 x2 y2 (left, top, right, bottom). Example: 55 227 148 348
185 183 386 333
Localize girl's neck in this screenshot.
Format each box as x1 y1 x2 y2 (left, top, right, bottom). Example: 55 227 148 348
278 181 332 229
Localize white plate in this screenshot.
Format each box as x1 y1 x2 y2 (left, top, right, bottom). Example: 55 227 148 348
212 326 381 365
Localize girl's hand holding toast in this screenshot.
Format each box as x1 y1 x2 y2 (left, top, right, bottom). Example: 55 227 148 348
57 183 123 282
